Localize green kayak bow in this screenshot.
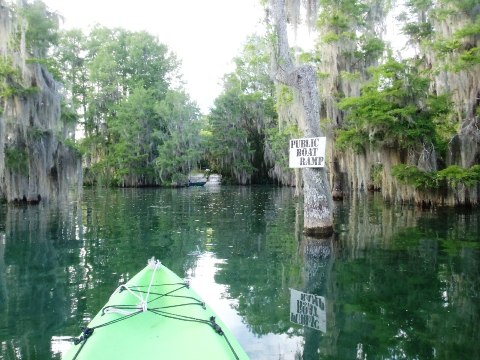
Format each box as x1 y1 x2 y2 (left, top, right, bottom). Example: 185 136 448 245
63 258 249 359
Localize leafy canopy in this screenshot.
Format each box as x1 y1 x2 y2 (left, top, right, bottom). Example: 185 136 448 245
336 58 453 153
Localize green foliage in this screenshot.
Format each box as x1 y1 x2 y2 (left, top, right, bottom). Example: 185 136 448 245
317 9 351 31
297 51 320 64
154 90 203 185
432 38 462 55
53 26 183 186
318 0 370 29
371 163 383 189
336 127 369 153
356 35 385 61
64 138 84 156
0 57 19 79
437 165 480 188
5 147 29 175
455 18 480 38
393 164 480 189
0 57 20 98
316 0 387 77
317 71 330 80
27 126 49 140
0 57 39 98
53 29 89 118
322 31 356 44
19 0 59 56
403 0 479 74
337 58 454 153
402 22 434 42
413 5 480 71
340 71 361 81
207 87 259 183
405 0 433 11
265 124 300 170
392 164 438 189
207 35 277 184
60 102 79 125
455 47 480 71
26 57 62 79
439 0 479 14
276 84 294 105
317 1 358 44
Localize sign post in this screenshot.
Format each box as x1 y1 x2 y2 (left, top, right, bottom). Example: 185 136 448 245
289 137 326 168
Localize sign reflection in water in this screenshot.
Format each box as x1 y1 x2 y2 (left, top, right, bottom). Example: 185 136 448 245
290 289 326 332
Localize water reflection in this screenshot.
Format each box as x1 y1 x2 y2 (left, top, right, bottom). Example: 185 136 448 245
324 196 480 360
0 189 478 360
0 202 83 360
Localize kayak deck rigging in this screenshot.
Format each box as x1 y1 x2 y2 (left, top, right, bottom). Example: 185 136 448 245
66 258 246 360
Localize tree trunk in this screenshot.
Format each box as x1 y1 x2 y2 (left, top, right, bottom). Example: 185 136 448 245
270 0 333 237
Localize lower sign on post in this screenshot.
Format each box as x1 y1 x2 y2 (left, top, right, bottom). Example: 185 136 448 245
289 137 326 168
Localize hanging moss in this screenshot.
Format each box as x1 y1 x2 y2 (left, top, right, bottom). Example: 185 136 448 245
276 84 294 105
439 0 479 16
0 1 82 203
370 163 383 190
27 126 49 140
265 123 300 170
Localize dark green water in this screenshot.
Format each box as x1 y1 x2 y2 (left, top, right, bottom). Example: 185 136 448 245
0 187 479 360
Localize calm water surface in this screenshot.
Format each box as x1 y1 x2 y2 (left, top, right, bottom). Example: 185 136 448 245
0 186 479 359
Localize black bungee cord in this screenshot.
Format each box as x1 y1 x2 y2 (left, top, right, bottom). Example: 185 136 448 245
70 282 240 360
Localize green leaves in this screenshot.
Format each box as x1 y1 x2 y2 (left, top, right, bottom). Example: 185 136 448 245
437 165 480 188
155 90 203 185
392 164 438 189
337 58 453 152
5 147 29 175
19 0 59 56
0 57 39 99
392 164 480 189
207 36 278 184
0 57 20 99
52 25 191 186
404 0 480 71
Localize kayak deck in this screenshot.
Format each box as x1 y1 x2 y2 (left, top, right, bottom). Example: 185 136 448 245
63 258 249 359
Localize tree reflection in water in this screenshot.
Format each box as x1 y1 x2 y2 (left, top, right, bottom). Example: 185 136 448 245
0 189 478 360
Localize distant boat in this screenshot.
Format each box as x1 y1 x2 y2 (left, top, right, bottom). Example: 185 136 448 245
188 179 207 186
205 174 222 185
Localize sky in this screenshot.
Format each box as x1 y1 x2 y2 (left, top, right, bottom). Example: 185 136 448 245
41 0 266 113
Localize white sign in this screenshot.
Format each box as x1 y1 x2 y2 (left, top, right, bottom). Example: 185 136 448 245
290 288 326 332
289 137 326 168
